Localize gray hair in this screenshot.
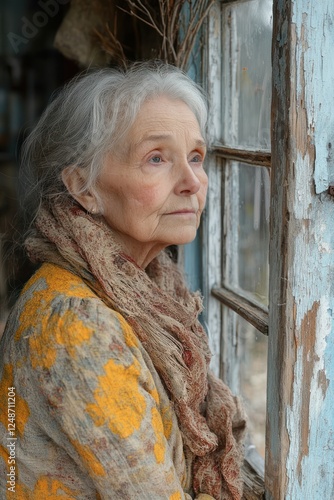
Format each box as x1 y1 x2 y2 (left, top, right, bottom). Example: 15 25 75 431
19 61 208 231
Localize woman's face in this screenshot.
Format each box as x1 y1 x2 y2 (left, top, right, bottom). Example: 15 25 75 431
96 96 208 268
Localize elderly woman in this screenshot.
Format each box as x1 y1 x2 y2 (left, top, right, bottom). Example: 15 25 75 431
0 62 245 499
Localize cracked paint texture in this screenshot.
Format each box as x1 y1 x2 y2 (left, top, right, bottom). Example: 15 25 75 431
285 2 334 498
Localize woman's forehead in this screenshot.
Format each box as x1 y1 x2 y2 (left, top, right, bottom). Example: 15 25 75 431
131 97 202 134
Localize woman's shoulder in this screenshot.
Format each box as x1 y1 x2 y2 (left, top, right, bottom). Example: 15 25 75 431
21 262 98 300
15 262 103 327
4 262 138 352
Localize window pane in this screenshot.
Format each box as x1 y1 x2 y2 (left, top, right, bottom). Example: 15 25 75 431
222 0 273 149
224 161 270 306
221 307 267 457
238 316 267 457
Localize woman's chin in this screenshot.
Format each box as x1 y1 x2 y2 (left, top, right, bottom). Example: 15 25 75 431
167 229 198 246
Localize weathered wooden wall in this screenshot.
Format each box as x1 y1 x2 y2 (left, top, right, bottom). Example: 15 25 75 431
203 2 223 378
266 0 334 498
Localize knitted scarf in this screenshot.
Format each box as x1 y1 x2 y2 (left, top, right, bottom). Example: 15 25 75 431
25 199 246 499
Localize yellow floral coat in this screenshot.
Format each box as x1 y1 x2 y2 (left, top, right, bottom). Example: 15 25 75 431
0 263 199 499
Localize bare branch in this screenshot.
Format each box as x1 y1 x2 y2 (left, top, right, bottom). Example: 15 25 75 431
94 23 128 68
159 0 168 61
97 0 215 72
130 0 162 34
177 0 215 68
117 5 164 37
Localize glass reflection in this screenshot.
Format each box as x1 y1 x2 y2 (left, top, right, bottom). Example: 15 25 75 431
222 0 273 149
224 161 270 306
238 315 267 457
221 307 267 457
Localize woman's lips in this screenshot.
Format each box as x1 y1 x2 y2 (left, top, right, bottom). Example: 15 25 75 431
166 209 197 215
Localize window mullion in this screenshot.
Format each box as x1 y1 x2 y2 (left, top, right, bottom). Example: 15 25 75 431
212 145 271 167
202 1 223 378
212 286 269 334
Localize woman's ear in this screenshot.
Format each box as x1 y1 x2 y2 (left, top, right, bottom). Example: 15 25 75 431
62 166 98 212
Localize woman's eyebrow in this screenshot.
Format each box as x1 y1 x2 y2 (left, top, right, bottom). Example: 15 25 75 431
135 133 174 147
136 134 207 148
195 139 207 148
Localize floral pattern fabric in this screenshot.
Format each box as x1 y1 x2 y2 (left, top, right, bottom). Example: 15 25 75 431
0 263 194 499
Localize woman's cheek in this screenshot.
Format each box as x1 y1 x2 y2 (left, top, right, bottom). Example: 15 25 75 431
132 185 162 208
199 184 208 208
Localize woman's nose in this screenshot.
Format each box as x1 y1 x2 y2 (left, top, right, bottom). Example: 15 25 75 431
175 160 202 195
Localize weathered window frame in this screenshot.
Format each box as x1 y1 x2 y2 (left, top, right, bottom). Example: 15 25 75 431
203 0 271 367
202 2 269 496
203 0 334 498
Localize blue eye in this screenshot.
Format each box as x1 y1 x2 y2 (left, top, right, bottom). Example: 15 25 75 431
149 155 163 164
190 155 203 163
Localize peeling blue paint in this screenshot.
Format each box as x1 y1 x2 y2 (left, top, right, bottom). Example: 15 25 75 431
286 1 334 498
293 2 334 193
267 1 334 497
